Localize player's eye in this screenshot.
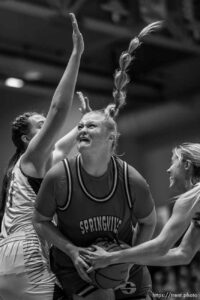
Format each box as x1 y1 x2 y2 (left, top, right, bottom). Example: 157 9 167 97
78 124 84 130
88 124 96 129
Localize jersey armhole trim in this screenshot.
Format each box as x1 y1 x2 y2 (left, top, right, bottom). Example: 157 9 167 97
58 159 72 211
124 162 133 209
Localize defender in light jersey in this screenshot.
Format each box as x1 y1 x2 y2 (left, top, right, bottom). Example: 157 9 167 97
0 13 84 300
33 21 162 300
84 143 200 270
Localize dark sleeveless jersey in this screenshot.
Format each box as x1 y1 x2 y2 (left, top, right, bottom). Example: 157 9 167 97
50 154 137 270
56 155 134 248
36 154 153 297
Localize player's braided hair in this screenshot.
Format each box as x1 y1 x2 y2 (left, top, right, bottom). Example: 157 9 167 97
78 21 162 119
105 20 163 119
76 21 162 154
0 112 37 225
12 112 37 151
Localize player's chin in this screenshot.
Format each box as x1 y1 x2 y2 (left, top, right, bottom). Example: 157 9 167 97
169 177 174 188
77 142 91 152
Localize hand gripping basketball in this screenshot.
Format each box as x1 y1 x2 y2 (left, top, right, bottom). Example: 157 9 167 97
85 238 131 289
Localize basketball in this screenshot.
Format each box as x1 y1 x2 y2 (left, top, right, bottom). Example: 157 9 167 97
88 239 131 289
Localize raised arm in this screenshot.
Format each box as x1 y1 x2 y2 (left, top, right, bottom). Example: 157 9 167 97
52 92 92 165
22 14 84 174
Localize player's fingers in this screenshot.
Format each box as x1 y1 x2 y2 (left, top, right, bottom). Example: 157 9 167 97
92 245 103 251
84 97 92 112
87 266 94 273
77 91 85 102
80 254 92 263
69 12 75 26
69 12 79 33
78 266 92 282
80 255 91 267
77 92 85 109
80 254 90 265
79 247 93 255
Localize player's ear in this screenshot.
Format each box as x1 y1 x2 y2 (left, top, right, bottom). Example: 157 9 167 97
21 135 30 145
109 133 115 141
184 159 192 171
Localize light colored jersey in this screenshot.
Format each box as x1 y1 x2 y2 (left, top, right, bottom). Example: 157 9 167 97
1 156 42 237
0 157 55 299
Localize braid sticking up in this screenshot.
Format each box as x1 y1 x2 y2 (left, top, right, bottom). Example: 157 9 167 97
107 20 163 119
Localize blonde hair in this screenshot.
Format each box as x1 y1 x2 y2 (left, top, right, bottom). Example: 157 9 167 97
109 20 163 119
174 143 200 179
175 143 200 167
173 143 200 207
78 21 163 153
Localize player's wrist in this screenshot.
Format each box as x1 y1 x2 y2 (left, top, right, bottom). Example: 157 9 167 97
64 243 77 260
72 49 83 58
109 251 120 265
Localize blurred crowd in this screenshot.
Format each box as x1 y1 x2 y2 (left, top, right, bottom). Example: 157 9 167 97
149 206 200 300
150 248 200 300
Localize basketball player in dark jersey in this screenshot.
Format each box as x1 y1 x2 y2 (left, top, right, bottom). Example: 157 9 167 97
85 143 200 269
0 13 84 300
33 21 162 300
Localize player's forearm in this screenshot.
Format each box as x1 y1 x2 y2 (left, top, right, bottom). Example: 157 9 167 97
108 237 168 265
135 247 190 266
51 51 82 111
34 219 76 259
53 127 78 164
56 126 78 149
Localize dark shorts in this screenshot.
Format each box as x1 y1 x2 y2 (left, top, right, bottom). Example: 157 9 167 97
51 248 97 298
51 249 152 299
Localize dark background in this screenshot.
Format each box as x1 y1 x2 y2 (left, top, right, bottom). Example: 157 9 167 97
0 0 200 207
1 0 200 295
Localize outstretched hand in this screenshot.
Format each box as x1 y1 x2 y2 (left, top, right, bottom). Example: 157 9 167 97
70 246 92 283
80 245 111 273
69 13 84 55
77 91 92 115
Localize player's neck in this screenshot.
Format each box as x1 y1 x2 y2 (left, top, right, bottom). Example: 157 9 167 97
80 152 111 176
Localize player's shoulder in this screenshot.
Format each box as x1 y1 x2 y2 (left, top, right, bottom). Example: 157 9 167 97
115 156 148 187
45 160 66 181
126 163 149 190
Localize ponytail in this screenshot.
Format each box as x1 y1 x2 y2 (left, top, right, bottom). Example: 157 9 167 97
75 21 162 155
109 20 163 119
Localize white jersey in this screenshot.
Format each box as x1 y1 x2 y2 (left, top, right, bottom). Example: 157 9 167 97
0 157 55 299
1 156 42 237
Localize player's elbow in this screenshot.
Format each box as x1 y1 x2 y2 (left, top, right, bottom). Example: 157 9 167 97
178 248 194 265
32 211 39 229
32 210 44 235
